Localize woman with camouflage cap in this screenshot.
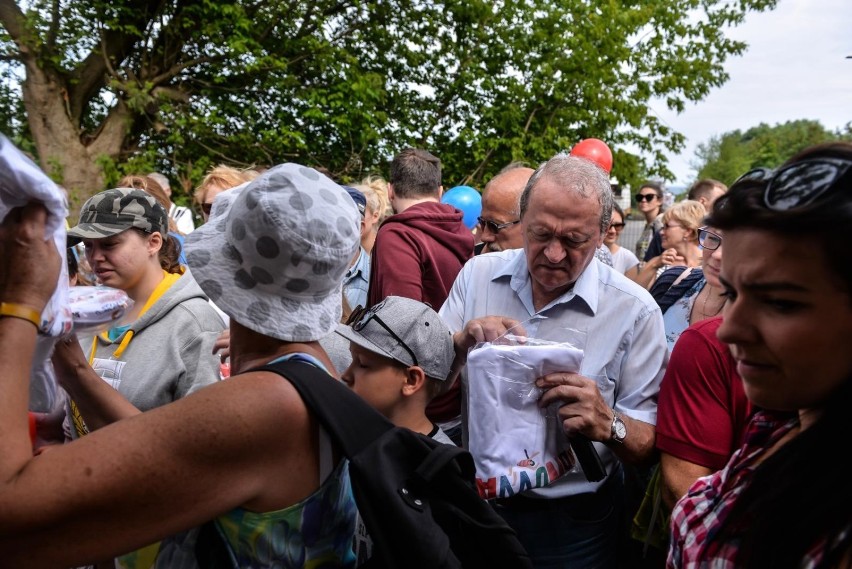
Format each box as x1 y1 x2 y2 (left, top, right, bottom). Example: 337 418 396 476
50 186 226 566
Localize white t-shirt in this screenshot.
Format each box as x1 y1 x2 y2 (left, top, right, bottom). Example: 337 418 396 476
169 203 196 235
610 246 640 275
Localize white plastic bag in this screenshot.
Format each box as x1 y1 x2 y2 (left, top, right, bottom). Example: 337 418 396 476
466 330 584 500
0 134 71 415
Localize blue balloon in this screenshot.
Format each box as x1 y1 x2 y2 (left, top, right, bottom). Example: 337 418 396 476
442 185 482 230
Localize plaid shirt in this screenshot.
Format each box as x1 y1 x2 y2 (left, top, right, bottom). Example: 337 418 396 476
668 411 805 568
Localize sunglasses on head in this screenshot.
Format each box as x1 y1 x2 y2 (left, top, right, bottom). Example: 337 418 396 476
635 193 658 203
733 157 852 211
346 304 419 366
698 227 722 250
477 216 521 234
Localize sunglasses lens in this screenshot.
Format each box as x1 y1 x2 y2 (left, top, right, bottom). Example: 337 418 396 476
202 203 213 215
764 161 848 210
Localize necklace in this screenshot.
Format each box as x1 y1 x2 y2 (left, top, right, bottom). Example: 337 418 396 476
692 284 725 323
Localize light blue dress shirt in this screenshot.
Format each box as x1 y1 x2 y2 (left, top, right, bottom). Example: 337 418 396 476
439 249 668 497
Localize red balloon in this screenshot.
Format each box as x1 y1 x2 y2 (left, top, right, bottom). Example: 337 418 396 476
569 138 613 174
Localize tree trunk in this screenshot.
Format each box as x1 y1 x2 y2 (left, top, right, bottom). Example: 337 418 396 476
20 61 128 217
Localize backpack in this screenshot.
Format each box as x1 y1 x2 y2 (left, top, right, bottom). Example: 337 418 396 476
256 359 533 569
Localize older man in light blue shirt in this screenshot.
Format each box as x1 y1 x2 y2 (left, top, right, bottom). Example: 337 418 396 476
439 153 667 569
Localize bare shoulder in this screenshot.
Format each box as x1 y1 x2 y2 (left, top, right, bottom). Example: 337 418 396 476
178 370 313 442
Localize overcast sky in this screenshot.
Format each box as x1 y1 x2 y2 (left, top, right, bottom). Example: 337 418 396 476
651 0 852 187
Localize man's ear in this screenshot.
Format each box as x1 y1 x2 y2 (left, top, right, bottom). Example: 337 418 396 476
387 183 396 201
401 365 427 397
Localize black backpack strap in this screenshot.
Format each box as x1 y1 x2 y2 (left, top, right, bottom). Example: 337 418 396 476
414 441 473 482
252 359 394 457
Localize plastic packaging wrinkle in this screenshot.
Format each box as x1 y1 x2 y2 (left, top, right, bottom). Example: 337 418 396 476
465 331 585 500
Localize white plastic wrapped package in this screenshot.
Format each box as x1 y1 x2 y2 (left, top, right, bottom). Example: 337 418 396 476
68 286 134 336
466 334 584 500
0 134 71 414
0 134 71 336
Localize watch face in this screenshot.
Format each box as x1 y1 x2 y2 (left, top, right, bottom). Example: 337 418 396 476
613 417 627 440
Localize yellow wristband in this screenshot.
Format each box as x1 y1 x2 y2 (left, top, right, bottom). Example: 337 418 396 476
0 302 41 329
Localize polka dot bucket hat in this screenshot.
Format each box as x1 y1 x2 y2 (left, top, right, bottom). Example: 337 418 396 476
184 163 360 342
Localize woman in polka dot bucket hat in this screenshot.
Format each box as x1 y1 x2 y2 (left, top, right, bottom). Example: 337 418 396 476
185 163 361 342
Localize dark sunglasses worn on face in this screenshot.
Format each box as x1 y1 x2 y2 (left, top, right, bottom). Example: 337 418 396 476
346 304 419 366
635 193 658 203
477 216 521 234
733 157 852 211
609 222 626 230
201 202 214 216
698 227 722 250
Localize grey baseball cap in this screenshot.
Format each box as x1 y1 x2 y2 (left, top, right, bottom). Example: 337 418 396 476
67 187 168 246
336 296 455 381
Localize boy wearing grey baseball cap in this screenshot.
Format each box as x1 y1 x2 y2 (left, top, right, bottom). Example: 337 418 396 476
336 295 456 445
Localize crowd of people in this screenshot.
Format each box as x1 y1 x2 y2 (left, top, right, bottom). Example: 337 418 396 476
0 142 850 569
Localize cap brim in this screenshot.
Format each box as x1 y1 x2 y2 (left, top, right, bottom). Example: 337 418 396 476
334 323 413 367
66 223 130 246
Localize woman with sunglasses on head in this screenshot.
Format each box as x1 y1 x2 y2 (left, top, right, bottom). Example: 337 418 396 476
668 142 852 568
604 202 640 274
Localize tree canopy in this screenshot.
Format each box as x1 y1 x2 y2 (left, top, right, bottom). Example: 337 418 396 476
0 0 777 213
692 119 852 186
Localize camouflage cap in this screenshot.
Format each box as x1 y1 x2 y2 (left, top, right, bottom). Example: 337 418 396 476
67 187 168 246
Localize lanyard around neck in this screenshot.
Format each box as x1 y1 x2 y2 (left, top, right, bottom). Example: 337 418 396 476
89 270 181 362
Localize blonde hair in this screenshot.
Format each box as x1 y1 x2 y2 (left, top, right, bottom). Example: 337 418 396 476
194 165 259 205
663 199 706 239
354 175 391 222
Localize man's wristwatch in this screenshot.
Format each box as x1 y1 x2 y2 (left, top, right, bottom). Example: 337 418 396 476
610 410 627 444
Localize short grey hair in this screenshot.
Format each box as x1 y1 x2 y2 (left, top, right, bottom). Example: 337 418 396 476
519 153 614 234
148 172 170 191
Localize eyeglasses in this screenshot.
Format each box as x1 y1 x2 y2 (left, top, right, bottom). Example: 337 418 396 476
698 227 722 250
201 203 214 216
661 223 682 230
733 157 852 211
635 193 658 203
346 303 419 366
608 222 626 230
477 217 521 234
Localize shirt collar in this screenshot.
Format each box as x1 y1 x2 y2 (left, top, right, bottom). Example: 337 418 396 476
492 250 600 315
345 247 369 279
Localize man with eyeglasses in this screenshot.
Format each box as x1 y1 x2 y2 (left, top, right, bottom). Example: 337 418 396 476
440 152 667 569
476 162 616 268
476 163 533 254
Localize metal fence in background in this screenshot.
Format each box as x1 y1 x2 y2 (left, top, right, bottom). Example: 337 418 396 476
618 218 644 252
